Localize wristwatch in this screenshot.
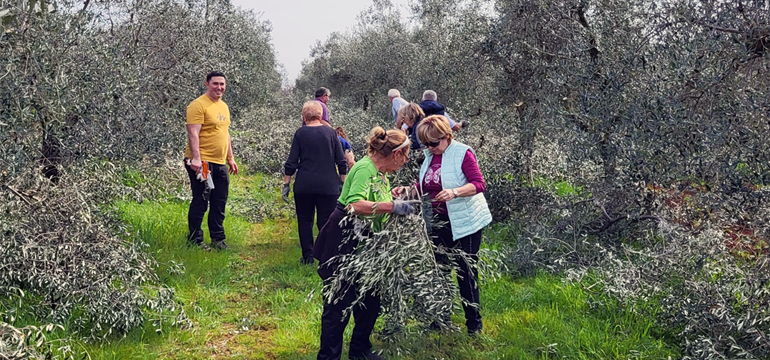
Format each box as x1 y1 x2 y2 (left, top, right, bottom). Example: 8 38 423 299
452 188 459 198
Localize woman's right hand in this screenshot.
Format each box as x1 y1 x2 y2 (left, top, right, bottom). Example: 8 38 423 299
281 183 291 202
391 200 421 215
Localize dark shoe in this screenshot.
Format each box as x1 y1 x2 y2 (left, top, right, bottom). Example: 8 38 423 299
210 240 230 250
300 256 314 265
349 350 385 360
187 240 211 251
468 323 482 336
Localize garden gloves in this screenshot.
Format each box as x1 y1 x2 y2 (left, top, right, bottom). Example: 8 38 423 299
391 200 421 216
282 183 291 203
187 159 214 201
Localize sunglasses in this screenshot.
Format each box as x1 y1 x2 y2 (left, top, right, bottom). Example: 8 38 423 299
425 139 442 148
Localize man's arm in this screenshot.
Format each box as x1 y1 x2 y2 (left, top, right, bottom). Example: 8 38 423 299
187 124 202 171
393 106 400 125
444 112 460 131
227 134 238 175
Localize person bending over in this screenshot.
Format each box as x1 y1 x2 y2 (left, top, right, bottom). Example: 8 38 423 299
313 127 418 360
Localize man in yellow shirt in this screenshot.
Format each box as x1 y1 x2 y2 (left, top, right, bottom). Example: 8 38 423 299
184 71 239 250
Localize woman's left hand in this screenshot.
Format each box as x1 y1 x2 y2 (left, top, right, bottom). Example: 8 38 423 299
391 186 409 198
435 189 456 202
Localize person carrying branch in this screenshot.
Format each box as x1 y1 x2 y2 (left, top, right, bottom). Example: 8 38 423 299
184 71 238 251
313 127 419 360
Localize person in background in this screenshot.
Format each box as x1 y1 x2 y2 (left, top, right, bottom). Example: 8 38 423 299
335 126 356 169
408 114 491 335
313 127 418 360
396 102 426 150
283 101 348 264
316 87 331 123
184 71 238 251
419 90 467 131
388 88 409 129
302 87 332 125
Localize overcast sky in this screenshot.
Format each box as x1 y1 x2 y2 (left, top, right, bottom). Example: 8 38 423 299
230 0 411 85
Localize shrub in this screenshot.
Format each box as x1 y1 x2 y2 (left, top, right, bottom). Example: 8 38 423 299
0 168 190 342
0 322 66 360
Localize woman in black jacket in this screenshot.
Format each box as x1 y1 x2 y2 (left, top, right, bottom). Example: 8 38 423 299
283 101 348 264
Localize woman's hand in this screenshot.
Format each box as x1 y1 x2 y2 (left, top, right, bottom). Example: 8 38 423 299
391 200 421 215
434 188 457 202
282 183 291 202
391 186 410 199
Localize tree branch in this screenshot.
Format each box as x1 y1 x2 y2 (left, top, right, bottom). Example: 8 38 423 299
586 214 663 235
4 185 36 205
689 19 743 35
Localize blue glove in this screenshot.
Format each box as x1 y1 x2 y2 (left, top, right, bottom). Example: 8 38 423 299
282 183 291 203
391 200 421 216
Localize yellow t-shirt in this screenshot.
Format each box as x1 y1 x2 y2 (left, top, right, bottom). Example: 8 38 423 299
184 94 231 165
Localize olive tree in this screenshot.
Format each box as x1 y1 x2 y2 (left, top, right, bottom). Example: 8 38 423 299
0 0 281 355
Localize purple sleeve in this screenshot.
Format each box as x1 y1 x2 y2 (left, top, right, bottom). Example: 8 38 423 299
461 149 485 193
322 103 329 122
316 99 330 122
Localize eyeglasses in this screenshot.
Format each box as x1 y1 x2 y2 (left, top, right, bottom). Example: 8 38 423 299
425 139 442 148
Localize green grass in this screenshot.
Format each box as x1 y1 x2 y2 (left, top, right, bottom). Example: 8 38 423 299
529 177 583 197
74 173 678 359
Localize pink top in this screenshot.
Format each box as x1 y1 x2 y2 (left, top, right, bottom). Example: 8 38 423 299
420 150 486 214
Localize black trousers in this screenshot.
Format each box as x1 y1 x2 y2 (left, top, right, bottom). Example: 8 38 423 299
294 193 338 259
318 280 382 360
432 215 483 331
185 161 229 243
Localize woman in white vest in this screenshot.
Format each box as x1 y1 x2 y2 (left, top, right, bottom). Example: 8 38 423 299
414 115 492 335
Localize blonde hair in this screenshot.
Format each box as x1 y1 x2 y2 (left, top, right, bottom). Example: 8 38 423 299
302 101 323 122
417 115 453 145
366 126 408 157
397 102 424 126
388 89 400 98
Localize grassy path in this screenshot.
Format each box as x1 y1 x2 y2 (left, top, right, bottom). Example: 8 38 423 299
86 174 678 359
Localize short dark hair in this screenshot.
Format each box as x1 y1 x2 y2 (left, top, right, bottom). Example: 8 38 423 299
315 87 330 98
206 71 226 82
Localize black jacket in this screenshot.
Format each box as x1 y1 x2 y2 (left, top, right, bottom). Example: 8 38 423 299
284 125 347 195
419 100 446 117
